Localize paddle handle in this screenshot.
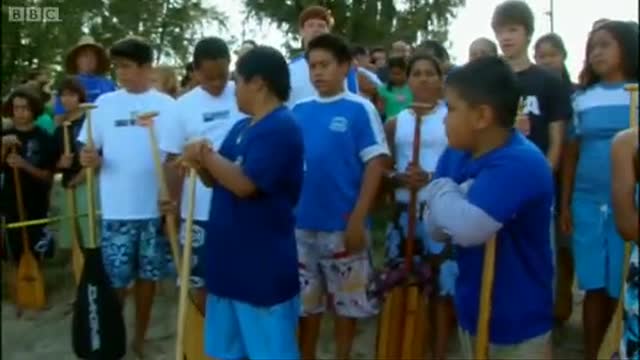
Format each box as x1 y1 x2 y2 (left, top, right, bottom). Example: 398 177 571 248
84 108 98 249
10 147 29 250
176 168 197 360
404 112 423 271
146 124 182 274
627 84 638 129
475 236 496 359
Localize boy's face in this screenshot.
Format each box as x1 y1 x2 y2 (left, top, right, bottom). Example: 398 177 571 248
234 74 256 116
301 18 329 47
308 48 350 96
494 24 529 59
60 90 81 112
444 87 483 151
534 42 564 73
12 97 34 125
196 58 230 96
113 57 150 90
371 51 386 69
77 48 98 74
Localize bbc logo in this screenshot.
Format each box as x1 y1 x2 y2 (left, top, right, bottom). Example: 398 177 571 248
7 6 61 22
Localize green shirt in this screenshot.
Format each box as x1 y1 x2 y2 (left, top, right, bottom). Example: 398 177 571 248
35 113 55 134
378 84 413 119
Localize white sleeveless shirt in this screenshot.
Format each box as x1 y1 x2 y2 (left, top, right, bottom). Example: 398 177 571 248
394 101 448 203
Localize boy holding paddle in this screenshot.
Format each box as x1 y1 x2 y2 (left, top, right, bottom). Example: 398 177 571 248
77 36 175 357
180 46 304 360
292 33 389 360
423 56 554 358
159 36 244 313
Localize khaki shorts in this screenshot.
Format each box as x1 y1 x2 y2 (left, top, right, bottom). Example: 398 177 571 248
458 328 552 359
296 229 379 318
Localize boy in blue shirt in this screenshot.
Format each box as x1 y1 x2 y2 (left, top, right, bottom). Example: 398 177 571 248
421 56 554 358
180 46 304 360
292 33 389 360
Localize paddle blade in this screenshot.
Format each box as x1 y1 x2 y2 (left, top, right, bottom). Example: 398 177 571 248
376 286 406 359
16 250 46 310
72 248 126 359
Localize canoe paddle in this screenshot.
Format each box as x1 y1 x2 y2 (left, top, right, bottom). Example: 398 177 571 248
12 145 47 311
474 98 524 359
136 111 181 274
72 102 126 359
176 167 197 360
62 117 85 285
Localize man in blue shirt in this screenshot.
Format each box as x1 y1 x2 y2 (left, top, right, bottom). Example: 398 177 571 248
421 56 554 358
181 46 304 360
292 34 389 359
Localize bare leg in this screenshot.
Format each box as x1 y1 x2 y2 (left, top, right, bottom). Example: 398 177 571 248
582 289 616 360
132 279 157 357
334 316 357 360
554 247 574 325
298 314 323 360
193 288 207 315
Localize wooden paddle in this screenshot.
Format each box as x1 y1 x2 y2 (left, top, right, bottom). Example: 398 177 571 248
137 111 182 275
377 104 432 360
598 83 638 359
72 102 126 359
176 167 197 360
62 118 85 285
474 98 524 359
12 145 47 311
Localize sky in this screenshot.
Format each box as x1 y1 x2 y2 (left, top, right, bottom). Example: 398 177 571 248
207 0 638 81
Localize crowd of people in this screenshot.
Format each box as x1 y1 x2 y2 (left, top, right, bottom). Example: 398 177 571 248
0 0 638 359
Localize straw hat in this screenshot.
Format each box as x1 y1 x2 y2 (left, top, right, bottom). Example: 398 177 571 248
65 35 110 75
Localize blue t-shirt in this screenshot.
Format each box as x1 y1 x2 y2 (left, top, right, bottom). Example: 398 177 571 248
434 131 554 344
292 92 388 231
204 106 304 307
54 74 117 115
570 82 636 203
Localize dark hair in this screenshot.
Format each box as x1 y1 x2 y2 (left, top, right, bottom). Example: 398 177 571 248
351 44 367 57
407 53 443 78
370 47 385 56
2 85 45 119
491 0 535 36
472 37 498 56
580 20 639 89
306 33 352 65
446 56 521 128
57 77 87 103
298 5 333 28
242 40 257 47
416 40 450 63
235 46 290 102
185 61 194 74
110 37 153 65
193 37 230 68
386 56 408 90
534 33 572 84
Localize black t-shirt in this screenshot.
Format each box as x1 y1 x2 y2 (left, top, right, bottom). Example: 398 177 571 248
516 65 573 155
51 116 85 188
0 126 56 221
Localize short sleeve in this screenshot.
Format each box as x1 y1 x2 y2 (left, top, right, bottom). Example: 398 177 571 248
157 101 185 155
242 122 303 194
546 76 573 123
466 156 550 224
54 96 65 116
354 102 389 163
566 94 581 140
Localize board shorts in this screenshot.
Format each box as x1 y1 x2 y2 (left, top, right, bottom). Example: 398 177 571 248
204 294 300 360
2 222 54 262
101 218 171 288
458 329 552 359
297 229 379 318
620 245 639 360
571 197 624 298
177 219 207 289
385 202 458 296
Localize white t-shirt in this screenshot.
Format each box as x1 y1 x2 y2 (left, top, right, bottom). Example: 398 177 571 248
394 102 448 203
159 84 244 220
77 88 176 220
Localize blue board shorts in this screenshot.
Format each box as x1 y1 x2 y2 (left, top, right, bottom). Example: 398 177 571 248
176 219 207 289
101 218 171 288
571 197 624 298
204 294 300 360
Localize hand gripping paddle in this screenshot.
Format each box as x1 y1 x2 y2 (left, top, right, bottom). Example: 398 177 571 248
72 102 127 359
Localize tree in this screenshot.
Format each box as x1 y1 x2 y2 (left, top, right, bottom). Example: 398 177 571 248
243 0 465 56
1 0 225 95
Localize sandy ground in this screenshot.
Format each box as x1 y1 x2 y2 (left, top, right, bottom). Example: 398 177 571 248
1 249 585 360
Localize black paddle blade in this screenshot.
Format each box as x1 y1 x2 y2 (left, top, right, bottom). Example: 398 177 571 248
72 248 126 359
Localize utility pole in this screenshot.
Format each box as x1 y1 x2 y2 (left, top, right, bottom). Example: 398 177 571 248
545 0 555 33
